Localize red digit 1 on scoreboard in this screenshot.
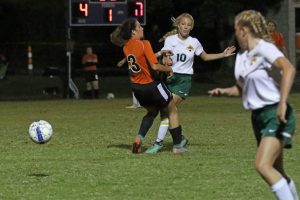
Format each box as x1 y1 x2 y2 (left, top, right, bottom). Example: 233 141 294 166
135 2 143 17
79 3 88 17
108 8 113 22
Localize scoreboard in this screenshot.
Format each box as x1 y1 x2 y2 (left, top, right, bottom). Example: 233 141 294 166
69 0 146 26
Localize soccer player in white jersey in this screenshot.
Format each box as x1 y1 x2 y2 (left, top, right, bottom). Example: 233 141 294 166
208 10 298 200
146 13 236 154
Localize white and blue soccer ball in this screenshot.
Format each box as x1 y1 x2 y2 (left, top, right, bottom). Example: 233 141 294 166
106 92 115 100
28 120 53 144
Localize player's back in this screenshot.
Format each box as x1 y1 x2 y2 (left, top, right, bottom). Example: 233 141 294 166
123 39 157 84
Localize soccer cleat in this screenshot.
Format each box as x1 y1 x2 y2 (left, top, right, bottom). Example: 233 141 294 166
126 104 141 109
132 135 143 153
180 135 188 147
172 144 188 154
145 143 163 154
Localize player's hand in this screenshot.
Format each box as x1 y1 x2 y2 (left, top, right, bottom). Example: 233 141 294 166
161 50 173 56
157 50 174 57
166 71 173 83
167 71 174 78
117 58 126 67
277 102 287 123
208 88 225 96
223 46 236 57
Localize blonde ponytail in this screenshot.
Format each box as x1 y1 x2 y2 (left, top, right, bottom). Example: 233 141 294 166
235 10 272 42
159 29 178 43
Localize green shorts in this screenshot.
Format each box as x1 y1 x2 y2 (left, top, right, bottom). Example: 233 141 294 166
251 103 296 148
167 73 192 99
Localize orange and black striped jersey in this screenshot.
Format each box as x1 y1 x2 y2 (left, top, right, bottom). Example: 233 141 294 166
82 53 98 71
123 39 158 84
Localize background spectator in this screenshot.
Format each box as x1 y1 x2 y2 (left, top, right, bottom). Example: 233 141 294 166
267 20 289 57
82 47 99 99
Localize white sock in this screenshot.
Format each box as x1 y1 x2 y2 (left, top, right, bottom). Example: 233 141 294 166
156 118 169 143
289 179 299 200
271 178 294 200
132 93 140 106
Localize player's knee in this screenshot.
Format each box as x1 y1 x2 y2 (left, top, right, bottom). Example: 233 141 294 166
146 110 159 118
255 159 271 176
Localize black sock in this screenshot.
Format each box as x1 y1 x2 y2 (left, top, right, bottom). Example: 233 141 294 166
169 125 182 145
85 90 92 99
137 116 154 138
94 89 99 98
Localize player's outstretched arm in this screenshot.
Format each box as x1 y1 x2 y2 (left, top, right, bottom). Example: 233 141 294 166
208 85 240 97
200 46 236 61
151 63 173 73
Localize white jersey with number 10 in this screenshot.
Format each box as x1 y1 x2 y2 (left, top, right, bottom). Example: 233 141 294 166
162 34 203 75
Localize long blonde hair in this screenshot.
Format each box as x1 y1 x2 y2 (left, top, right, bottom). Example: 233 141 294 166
235 10 272 42
159 13 194 43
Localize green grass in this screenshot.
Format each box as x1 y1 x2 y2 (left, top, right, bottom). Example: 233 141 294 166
0 95 299 200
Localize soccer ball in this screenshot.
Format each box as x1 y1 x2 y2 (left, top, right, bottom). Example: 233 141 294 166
106 93 115 100
28 120 53 144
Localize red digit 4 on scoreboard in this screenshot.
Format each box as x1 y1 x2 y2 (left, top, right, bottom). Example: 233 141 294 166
79 3 88 16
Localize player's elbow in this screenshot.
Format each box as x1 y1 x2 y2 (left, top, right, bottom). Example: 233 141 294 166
291 64 296 74
199 51 211 61
228 85 241 96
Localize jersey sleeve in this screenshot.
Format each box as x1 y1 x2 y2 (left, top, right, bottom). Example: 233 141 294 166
143 40 158 65
194 38 203 56
261 42 284 67
161 36 172 51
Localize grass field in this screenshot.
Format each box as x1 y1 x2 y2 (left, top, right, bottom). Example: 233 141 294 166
0 94 299 200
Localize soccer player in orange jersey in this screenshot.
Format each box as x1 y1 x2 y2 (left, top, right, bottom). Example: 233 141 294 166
111 18 188 153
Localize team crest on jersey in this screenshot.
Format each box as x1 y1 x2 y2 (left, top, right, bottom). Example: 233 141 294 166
250 56 257 65
186 45 194 52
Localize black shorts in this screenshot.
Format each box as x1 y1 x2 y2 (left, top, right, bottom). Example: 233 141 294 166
84 71 98 82
131 81 172 108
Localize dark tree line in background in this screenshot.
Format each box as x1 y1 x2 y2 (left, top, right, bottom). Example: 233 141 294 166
0 0 283 73
0 0 283 43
